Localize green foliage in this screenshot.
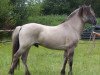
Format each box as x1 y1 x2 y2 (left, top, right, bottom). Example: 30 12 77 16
92 0 100 17
9 0 43 26
42 0 70 15
42 0 85 15
0 0 15 29
0 0 100 30
42 0 100 17
26 2 43 17
10 0 28 25
27 15 66 26
97 18 100 24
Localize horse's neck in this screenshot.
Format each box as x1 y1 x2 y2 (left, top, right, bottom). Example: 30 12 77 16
63 13 84 34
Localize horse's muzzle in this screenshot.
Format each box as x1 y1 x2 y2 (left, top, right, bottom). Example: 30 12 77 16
92 19 97 25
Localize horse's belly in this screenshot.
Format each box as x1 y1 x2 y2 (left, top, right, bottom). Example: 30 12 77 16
38 38 67 50
40 43 67 50
38 36 77 50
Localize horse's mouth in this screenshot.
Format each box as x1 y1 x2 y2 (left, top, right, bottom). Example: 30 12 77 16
89 19 97 25
92 19 97 25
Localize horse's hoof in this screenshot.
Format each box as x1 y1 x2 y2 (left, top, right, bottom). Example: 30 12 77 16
68 71 73 75
25 71 31 75
8 73 14 75
61 70 65 75
8 70 14 75
8 72 14 75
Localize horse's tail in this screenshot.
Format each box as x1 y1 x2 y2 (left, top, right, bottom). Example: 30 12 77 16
12 26 22 69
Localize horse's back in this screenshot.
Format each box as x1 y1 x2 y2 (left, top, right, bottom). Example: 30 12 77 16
23 23 44 30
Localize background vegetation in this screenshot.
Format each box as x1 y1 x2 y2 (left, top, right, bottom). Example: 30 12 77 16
0 0 100 30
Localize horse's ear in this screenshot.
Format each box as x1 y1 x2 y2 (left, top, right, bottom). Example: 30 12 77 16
79 6 84 17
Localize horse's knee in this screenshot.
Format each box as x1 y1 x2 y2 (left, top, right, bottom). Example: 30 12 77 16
21 54 27 64
68 52 73 66
68 49 74 61
21 50 29 62
68 49 74 72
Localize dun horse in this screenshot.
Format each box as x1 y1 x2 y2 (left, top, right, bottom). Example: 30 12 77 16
9 5 96 75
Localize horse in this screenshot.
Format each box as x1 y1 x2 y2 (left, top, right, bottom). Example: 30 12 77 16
9 5 97 75
93 31 100 36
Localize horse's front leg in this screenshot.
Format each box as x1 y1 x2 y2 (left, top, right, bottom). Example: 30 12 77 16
61 50 68 75
68 47 74 75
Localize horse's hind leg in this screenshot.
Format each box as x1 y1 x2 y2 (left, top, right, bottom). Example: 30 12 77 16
21 47 31 75
9 47 25 75
68 47 74 75
61 50 68 75
9 50 22 75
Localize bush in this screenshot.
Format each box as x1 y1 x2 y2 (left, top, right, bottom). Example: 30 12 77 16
27 15 66 26
0 32 12 41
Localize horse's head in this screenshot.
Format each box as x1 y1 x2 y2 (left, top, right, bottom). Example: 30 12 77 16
79 5 97 25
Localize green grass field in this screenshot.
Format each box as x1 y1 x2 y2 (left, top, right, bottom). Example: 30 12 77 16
0 40 100 75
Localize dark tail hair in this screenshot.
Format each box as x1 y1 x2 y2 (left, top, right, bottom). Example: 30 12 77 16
12 26 22 69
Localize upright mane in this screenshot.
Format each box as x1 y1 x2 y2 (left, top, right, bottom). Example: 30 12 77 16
62 8 80 23
67 8 80 20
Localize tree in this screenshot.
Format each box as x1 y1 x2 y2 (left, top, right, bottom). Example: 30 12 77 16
42 0 86 15
42 0 70 15
0 0 14 29
26 0 43 16
10 0 28 25
42 0 100 17
10 0 43 25
91 0 100 17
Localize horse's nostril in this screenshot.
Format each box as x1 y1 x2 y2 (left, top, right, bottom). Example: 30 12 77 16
92 19 97 25
94 20 97 25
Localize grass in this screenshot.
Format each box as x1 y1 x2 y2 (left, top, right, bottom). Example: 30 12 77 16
0 40 100 75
